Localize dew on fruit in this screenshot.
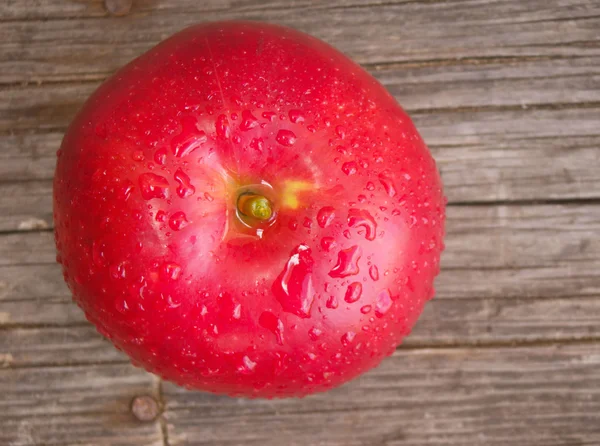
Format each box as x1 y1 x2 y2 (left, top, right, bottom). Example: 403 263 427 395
154 148 167 165
110 262 126 280
169 211 189 231
204 192 214 202
369 265 379 281
174 168 196 198
329 245 362 278
347 209 377 241
162 262 182 281
259 311 285 345
344 282 362 303
308 326 322 340
289 109 305 123
341 161 358 176
239 110 259 131
317 206 335 228
360 305 372 314
320 236 336 252
240 355 257 373
326 295 339 309
172 131 208 158
375 289 393 317
341 331 356 346
139 173 170 200
365 181 375 191
132 150 144 162
272 244 316 318
276 129 297 146
215 114 230 138
378 171 397 197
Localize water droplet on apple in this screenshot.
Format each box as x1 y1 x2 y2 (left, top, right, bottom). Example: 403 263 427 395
335 125 346 139
320 236 336 252
239 110 259 131
162 262 181 281
174 168 196 198
317 206 335 228
344 282 362 303
169 211 189 231
139 173 170 200
329 245 362 278
215 114 230 138
272 244 316 318
289 109 305 123
375 289 393 317
204 192 214 202
259 311 285 345
92 240 107 267
365 182 375 191
308 327 322 341
276 129 296 146
378 171 397 197
360 305 372 314
326 295 339 309
341 161 358 176
110 262 126 279
341 331 356 346
172 131 207 158
369 265 379 281
239 355 257 373
347 209 377 241
154 148 167 165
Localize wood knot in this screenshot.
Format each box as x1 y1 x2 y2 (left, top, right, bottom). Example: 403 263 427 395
130 395 160 422
104 0 133 16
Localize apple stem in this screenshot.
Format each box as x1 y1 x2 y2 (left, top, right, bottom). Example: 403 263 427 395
238 194 273 221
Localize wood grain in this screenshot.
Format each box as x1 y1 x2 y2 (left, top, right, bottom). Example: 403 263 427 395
0 364 162 446
1 0 599 83
162 343 600 446
1 108 599 225
1 204 599 356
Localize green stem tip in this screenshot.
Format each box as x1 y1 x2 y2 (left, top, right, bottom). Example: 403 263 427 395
239 194 273 221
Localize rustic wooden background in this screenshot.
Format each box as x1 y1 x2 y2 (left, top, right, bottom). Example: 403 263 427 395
1 0 600 445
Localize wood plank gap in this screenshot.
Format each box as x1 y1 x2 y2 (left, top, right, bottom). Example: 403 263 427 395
3 358 130 371
400 336 600 350
410 101 600 115
158 379 171 446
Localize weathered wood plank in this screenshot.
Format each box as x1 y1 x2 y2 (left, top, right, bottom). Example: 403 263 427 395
0 297 86 326
3 203 597 268
1 204 599 352
0 231 56 266
0 181 52 232
4 56 600 131
1 203 598 287
1 109 599 223
0 132 60 183
0 364 162 446
1 0 599 83
0 325 126 368
0 264 65 301
2 294 600 370
163 344 600 446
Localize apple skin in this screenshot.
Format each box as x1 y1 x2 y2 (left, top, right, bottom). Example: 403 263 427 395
54 21 445 398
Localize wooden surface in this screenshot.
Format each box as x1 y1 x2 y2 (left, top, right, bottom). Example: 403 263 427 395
1 0 599 445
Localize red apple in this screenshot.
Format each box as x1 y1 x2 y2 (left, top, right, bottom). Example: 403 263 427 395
54 21 445 397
